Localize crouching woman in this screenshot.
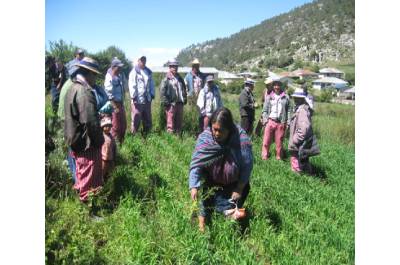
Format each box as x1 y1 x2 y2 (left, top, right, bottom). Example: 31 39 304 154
288 88 320 173
189 107 253 231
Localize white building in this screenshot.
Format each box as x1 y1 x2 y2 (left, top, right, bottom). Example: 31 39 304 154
151 66 219 78
267 70 293 85
319 68 344 79
237 72 259 78
217 71 243 85
312 77 349 90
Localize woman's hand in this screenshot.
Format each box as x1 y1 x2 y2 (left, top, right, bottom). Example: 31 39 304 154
190 188 198 201
231 191 242 201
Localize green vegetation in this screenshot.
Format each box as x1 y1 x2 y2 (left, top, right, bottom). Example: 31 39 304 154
177 0 355 72
46 74 354 264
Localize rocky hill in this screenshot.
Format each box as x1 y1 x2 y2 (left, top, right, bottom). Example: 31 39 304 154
177 0 354 71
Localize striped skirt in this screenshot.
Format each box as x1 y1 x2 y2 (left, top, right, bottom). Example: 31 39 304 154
73 147 103 202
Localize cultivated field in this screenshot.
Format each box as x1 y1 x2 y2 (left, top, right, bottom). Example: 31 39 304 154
45 82 354 264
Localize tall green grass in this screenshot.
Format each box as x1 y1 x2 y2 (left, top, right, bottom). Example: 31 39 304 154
45 85 354 264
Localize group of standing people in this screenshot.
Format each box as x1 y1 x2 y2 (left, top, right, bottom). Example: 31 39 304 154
188 75 320 231
47 53 319 232
48 49 156 202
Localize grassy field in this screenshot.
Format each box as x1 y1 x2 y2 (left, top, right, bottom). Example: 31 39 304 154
45 83 354 264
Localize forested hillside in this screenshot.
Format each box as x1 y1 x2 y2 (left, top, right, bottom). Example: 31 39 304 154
177 0 354 71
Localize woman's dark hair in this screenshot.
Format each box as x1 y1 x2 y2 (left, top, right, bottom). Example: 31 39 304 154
209 107 236 132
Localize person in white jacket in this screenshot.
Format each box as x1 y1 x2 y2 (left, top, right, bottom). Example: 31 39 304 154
197 75 223 132
128 56 155 135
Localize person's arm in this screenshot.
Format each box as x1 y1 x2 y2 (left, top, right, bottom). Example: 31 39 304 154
196 89 205 115
262 96 271 124
285 97 292 127
128 70 137 100
184 73 190 95
159 78 169 107
181 77 188 104
149 73 155 100
189 167 202 200
232 143 253 200
292 107 311 146
76 87 103 147
239 90 248 109
104 73 121 112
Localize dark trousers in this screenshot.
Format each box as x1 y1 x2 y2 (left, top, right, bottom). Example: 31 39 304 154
241 115 255 136
50 85 60 113
199 181 250 217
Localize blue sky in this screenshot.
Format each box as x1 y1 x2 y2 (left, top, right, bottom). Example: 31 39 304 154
46 0 313 66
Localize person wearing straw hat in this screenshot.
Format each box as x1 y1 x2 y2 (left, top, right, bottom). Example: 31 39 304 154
128 55 155 135
239 78 256 135
196 74 223 132
160 58 187 134
288 87 320 173
184 58 206 100
104 58 127 144
64 57 104 202
261 77 291 160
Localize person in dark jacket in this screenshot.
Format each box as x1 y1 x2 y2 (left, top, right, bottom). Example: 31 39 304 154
160 59 187 134
47 58 67 113
239 79 256 136
64 57 104 202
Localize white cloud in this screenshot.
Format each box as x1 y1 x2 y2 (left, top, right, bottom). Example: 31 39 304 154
130 47 181 67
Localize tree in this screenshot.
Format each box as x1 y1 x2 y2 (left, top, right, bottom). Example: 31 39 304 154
46 39 78 64
91 45 132 77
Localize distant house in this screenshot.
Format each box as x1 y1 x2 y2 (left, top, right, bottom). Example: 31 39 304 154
151 66 219 78
267 70 293 85
318 68 344 79
217 71 243 85
312 77 349 90
341 86 355 100
237 72 259 78
291 68 318 80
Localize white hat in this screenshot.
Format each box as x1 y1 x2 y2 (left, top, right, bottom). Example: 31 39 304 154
292 87 307 98
167 59 179 66
244 78 256 85
101 116 112 127
264 77 273 85
191 58 200 65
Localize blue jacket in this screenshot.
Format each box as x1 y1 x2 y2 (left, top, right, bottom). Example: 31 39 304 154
185 71 206 97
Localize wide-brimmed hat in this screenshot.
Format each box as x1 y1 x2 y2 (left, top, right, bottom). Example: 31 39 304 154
111 58 124 68
74 57 101 75
271 76 283 84
244 78 255 86
100 116 112 128
292 87 307 98
264 77 273 85
75 48 84 55
167 59 179 66
191 58 200 65
206 75 215 82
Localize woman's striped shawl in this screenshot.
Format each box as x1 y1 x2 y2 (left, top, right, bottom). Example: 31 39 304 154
189 125 252 171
